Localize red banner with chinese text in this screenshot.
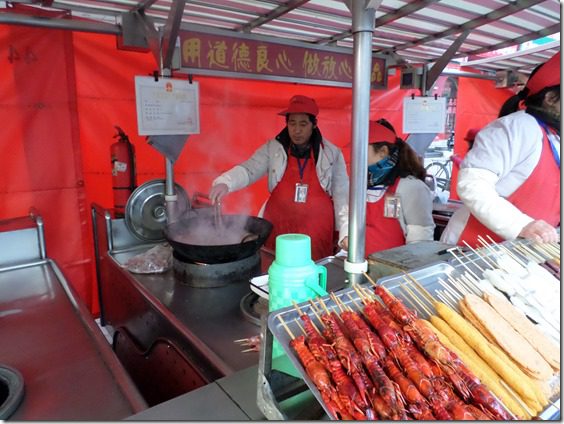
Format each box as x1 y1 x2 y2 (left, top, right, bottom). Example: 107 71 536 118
179 29 386 88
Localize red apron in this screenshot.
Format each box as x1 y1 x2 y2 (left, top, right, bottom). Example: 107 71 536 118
365 180 405 255
263 150 335 261
458 124 560 247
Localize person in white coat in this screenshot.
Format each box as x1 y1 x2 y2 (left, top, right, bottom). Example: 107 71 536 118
209 95 349 260
441 52 560 247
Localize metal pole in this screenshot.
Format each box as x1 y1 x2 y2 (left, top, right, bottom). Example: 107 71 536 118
344 1 376 276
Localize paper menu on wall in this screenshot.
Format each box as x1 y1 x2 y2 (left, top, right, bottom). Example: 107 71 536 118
402 96 446 134
134 76 200 136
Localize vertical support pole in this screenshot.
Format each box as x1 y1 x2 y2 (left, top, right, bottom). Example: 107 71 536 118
344 1 377 279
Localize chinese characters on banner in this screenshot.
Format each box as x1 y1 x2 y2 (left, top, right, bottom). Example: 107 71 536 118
179 30 387 89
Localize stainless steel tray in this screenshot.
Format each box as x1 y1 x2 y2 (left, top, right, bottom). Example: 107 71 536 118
266 261 454 420
267 260 560 420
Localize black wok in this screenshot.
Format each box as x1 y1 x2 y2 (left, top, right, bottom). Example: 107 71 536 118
165 214 273 264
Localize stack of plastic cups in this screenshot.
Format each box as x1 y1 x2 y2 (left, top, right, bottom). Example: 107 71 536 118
268 234 327 363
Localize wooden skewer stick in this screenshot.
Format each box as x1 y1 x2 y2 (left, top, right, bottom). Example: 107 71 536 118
498 379 535 418
449 248 481 282
544 242 560 256
346 293 363 312
403 272 436 304
400 283 433 317
548 240 560 250
452 274 479 297
294 318 306 334
309 298 322 314
460 273 483 295
439 277 464 300
309 309 324 329
476 236 513 269
363 272 377 287
317 297 331 315
462 240 497 271
452 275 474 298
292 300 304 315
528 242 552 261
519 243 545 263
436 291 457 310
330 292 344 313
537 243 559 260
513 243 537 263
484 235 527 268
277 315 295 339
352 284 369 305
361 285 376 301
398 285 423 315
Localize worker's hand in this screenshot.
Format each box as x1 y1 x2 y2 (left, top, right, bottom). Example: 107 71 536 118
339 236 348 251
209 183 229 205
518 220 559 243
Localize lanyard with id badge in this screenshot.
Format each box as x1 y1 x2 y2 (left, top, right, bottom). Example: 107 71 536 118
295 156 309 203
384 194 401 218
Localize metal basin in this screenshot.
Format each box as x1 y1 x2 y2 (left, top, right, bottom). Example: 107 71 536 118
0 364 24 420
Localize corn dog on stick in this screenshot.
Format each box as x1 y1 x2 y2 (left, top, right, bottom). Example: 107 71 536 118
435 301 541 411
422 319 531 420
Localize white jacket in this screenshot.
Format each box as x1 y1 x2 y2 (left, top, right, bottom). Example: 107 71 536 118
213 138 350 242
441 110 559 244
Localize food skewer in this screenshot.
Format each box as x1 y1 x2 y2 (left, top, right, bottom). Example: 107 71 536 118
461 241 498 271
399 283 433 317
498 380 536 418
402 272 437 304
483 235 527 268
448 248 481 282
436 290 458 310
513 244 540 263
528 242 556 261
459 273 484 295
439 277 464 301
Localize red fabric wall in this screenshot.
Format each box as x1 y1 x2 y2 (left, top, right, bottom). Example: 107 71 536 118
0 25 94 308
0 25 510 315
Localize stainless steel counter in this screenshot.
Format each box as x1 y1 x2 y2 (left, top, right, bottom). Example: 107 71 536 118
0 213 146 420
109 247 266 374
92 203 349 408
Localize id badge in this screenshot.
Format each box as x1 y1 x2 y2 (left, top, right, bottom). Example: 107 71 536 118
384 195 401 218
294 183 309 203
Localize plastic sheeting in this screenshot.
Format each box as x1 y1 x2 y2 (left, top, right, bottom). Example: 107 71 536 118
1 25 508 314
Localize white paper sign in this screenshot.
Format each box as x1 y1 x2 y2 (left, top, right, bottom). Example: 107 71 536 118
135 76 200 135
402 96 446 134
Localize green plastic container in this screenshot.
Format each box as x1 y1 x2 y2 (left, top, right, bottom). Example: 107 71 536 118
268 234 327 358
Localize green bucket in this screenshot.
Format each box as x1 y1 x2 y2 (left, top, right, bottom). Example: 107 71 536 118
268 234 327 358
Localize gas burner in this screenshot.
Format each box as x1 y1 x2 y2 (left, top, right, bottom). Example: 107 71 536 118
239 292 268 326
173 251 261 288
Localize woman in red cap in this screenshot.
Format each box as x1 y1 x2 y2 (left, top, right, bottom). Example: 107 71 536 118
341 121 435 254
441 52 560 247
209 95 349 260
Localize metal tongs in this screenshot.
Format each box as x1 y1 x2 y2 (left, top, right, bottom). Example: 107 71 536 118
213 200 223 230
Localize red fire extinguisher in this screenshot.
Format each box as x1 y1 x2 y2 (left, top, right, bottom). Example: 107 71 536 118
111 126 137 217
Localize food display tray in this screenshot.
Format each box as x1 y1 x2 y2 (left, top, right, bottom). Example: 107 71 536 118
266 260 560 420
266 261 455 420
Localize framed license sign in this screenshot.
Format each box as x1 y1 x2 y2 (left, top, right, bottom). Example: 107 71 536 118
134 76 200 135
402 96 446 134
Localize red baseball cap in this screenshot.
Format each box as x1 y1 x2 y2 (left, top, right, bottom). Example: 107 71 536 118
525 51 560 97
278 95 319 116
368 121 397 144
464 127 481 141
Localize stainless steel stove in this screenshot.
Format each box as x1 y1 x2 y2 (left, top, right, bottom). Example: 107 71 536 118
92 204 271 407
